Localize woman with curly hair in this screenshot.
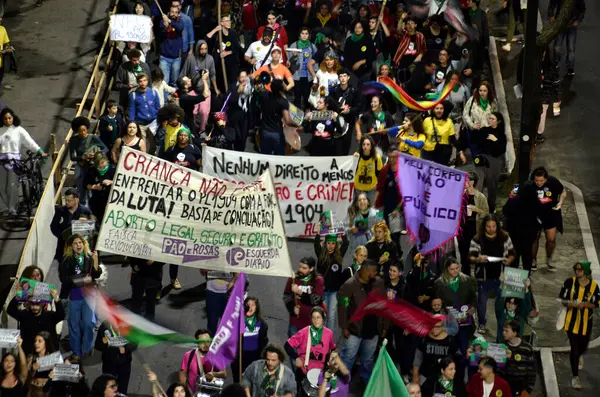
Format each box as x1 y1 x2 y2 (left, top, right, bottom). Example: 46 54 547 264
365 221 400 277
26 331 59 397
87 374 118 397
308 51 340 109
58 234 102 358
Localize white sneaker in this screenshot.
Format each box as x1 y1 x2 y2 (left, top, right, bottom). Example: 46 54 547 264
572 376 582 390
502 43 512 52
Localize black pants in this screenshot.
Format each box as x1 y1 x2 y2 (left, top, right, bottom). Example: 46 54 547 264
130 275 159 321
170 264 179 280
458 223 477 275
511 232 536 272
102 360 132 395
568 331 591 376
293 77 311 109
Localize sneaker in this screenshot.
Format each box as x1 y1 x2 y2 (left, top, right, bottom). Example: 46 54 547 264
567 68 575 76
171 279 182 289
502 43 512 52
547 258 557 272
579 357 584 370
534 134 545 146
531 261 538 271
477 325 488 334
572 376 582 390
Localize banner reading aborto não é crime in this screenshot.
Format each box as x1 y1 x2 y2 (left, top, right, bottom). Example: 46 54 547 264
202 146 358 238
96 147 294 278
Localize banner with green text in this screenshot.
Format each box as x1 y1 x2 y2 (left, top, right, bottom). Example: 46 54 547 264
96 147 294 278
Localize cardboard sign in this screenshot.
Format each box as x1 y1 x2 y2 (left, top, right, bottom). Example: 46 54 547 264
108 336 129 347
501 267 529 299
17 278 55 303
37 352 64 371
0 329 19 348
109 14 152 43
53 364 80 383
447 305 473 327
486 343 507 368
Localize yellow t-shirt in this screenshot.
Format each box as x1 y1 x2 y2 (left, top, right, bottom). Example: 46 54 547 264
0 26 10 69
354 154 384 191
422 117 455 152
397 131 426 158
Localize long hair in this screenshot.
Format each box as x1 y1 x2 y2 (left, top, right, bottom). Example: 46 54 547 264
476 214 507 243
33 331 58 357
319 55 341 73
245 296 263 321
347 192 371 224
21 265 45 282
89 374 117 397
368 221 391 243
440 256 468 283
0 352 21 379
124 121 143 138
405 112 425 135
64 234 91 258
166 382 192 397
357 135 376 160
0 108 21 127
318 238 343 266
472 80 496 104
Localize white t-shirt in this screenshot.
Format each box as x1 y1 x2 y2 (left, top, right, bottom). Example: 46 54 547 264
245 41 272 71
482 380 494 397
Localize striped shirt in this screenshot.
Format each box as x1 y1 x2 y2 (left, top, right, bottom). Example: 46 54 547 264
559 277 600 335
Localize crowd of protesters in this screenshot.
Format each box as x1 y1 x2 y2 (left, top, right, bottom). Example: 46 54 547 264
0 0 596 397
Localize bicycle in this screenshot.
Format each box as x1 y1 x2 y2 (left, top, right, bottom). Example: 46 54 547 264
1 151 46 219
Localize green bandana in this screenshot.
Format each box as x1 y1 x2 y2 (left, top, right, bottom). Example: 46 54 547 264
350 33 364 42
351 261 360 273
580 260 592 276
469 9 477 22
421 270 429 280
297 39 311 50
245 314 257 332
440 378 454 392
310 325 323 346
314 33 326 45
452 84 460 93
74 253 84 271
127 62 143 74
479 97 489 111
97 163 110 176
506 310 515 321
329 374 338 389
299 273 313 285
374 111 385 121
448 276 460 293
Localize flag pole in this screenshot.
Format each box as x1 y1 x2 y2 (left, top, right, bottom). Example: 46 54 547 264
238 324 243 381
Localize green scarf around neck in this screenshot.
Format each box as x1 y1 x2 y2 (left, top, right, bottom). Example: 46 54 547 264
310 325 323 346
448 276 460 293
297 39 311 50
245 314 257 332
350 33 364 42
74 253 84 269
329 373 338 389
452 84 461 93
127 62 143 74
97 164 110 176
374 111 385 121
479 97 489 111
440 377 454 392
299 273 313 285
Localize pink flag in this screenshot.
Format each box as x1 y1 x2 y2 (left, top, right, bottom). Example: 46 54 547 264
205 273 246 370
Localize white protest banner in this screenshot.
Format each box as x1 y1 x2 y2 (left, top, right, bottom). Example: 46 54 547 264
53 364 80 383
0 329 19 348
109 14 152 43
37 352 63 371
108 336 129 347
202 146 358 237
96 147 293 278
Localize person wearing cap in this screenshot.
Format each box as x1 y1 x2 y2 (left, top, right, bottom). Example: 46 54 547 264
252 46 294 92
245 27 275 71
558 260 600 389
314 233 349 333
458 172 489 276
204 112 235 150
283 257 325 337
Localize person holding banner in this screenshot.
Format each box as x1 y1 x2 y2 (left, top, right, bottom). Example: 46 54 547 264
0 336 27 397
283 257 325 337
26 331 58 397
373 146 404 239
495 292 532 344
346 192 381 254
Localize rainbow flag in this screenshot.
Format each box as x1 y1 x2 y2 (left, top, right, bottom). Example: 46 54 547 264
87 291 199 347
363 76 456 112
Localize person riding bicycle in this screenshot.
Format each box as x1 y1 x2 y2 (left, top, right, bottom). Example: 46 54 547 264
0 108 47 216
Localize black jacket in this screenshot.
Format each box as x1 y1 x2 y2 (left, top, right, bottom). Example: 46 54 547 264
130 258 165 290
421 375 467 397
98 112 127 151
342 35 375 77
95 321 136 366
548 0 586 24
7 297 65 356
50 204 93 261
365 240 400 277
500 340 537 395
329 84 362 124
314 234 349 292
404 266 436 310
58 255 103 300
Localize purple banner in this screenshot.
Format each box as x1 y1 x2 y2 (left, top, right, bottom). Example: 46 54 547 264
396 154 467 254
205 273 246 370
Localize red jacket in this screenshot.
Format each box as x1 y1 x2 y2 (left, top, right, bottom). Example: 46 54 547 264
282 275 324 329
466 373 512 397
374 163 400 209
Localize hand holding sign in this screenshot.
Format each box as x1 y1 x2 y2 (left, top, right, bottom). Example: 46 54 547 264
109 14 152 43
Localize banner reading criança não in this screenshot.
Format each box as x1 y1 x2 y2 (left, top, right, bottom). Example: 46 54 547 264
96 147 294 278
202 146 358 237
397 154 467 254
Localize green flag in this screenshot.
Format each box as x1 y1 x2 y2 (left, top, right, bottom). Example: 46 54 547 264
364 342 409 397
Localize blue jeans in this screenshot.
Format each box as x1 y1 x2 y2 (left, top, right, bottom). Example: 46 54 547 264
206 290 228 336
324 291 338 333
553 26 577 70
259 130 285 155
159 56 182 86
287 324 299 338
68 298 96 356
340 334 378 383
477 279 502 327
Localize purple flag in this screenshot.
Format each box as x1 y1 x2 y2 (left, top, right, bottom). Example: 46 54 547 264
396 154 467 254
205 273 246 370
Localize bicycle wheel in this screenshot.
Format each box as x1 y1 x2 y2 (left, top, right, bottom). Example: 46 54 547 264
22 178 33 218
33 162 45 206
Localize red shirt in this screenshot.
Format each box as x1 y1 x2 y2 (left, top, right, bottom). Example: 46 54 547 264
242 1 257 30
466 373 512 397
283 275 325 329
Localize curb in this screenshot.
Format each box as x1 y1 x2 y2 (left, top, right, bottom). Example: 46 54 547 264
488 37 516 174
